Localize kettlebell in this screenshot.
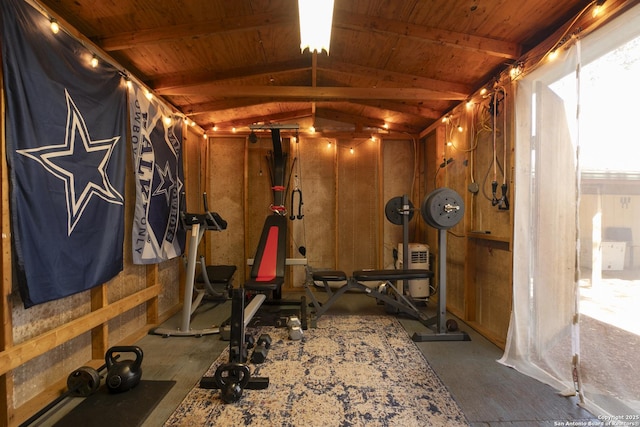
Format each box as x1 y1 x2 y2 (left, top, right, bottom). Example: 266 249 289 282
105 346 143 393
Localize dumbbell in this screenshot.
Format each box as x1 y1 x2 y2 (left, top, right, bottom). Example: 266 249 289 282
250 334 272 364
287 316 303 341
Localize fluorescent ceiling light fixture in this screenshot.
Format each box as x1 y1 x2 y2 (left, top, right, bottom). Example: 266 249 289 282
298 0 335 54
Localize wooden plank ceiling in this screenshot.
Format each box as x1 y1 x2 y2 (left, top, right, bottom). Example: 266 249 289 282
39 0 589 135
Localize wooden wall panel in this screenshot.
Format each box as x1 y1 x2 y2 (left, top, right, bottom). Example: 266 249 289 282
382 139 418 269
469 238 512 348
206 137 247 282
337 139 379 273
288 137 337 287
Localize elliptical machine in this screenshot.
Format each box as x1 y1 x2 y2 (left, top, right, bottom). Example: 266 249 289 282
151 192 235 337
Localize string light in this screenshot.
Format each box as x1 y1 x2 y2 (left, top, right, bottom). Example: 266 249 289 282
350 147 354 154
309 126 316 133
163 116 172 126
144 89 153 101
212 125 218 132
203 134 208 140
50 19 59 34
592 0 606 17
90 54 98 68
327 141 332 148
232 127 237 133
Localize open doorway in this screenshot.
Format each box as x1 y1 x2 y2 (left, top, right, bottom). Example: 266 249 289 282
503 4 640 417
547 15 640 416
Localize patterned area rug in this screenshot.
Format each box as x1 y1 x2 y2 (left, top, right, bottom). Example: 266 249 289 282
164 315 469 426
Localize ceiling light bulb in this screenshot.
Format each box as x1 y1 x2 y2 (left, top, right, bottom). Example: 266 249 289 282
50 19 59 34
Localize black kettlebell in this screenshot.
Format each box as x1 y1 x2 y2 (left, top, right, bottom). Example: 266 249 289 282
105 346 143 393
214 363 251 403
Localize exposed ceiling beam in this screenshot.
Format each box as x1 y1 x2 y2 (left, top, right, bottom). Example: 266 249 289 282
157 85 467 101
315 108 418 134
148 58 310 91
354 100 443 120
333 10 521 59
316 58 472 94
150 58 469 99
207 108 313 129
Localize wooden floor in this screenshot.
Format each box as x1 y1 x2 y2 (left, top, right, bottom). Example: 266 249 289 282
35 290 597 426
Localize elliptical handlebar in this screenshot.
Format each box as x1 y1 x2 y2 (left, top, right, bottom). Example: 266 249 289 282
180 192 228 231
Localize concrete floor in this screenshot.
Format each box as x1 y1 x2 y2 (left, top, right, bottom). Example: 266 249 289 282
33 290 598 426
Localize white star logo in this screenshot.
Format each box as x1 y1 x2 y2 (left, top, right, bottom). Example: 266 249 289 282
152 160 175 205
17 89 123 235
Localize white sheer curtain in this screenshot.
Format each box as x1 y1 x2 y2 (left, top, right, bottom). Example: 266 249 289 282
500 4 640 417
499 44 579 395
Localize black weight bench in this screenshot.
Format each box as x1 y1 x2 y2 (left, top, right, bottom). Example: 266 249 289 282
306 268 433 325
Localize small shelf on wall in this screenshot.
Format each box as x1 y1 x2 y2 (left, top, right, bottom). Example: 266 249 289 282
467 232 511 251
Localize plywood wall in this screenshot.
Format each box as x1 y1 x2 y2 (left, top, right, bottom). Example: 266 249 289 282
203 133 420 289
420 86 514 348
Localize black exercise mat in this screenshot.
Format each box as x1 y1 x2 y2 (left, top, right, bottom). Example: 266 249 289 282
54 380 175 427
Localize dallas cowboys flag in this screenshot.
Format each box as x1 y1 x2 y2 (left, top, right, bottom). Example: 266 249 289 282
129 82 185 264
1 0 126 307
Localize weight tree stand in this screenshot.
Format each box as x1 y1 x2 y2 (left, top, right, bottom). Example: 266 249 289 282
413 188 470 342
199 288 269 402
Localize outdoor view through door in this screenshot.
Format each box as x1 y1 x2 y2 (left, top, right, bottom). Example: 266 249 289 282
501 3 640 418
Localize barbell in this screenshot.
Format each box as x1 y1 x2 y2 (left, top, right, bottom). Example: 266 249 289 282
384 187 464 230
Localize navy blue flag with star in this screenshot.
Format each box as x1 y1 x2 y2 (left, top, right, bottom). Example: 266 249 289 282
1 0 126 307
129 82 185 264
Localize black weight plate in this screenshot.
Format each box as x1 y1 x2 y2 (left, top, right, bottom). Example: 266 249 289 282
420 188 445 228
384 196 414 225
421 188 465 230
67 366 100 397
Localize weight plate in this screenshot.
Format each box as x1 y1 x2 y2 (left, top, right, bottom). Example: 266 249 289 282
420 188 445 229
67 366 100 397
384 196 414 225
421 187 465 230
